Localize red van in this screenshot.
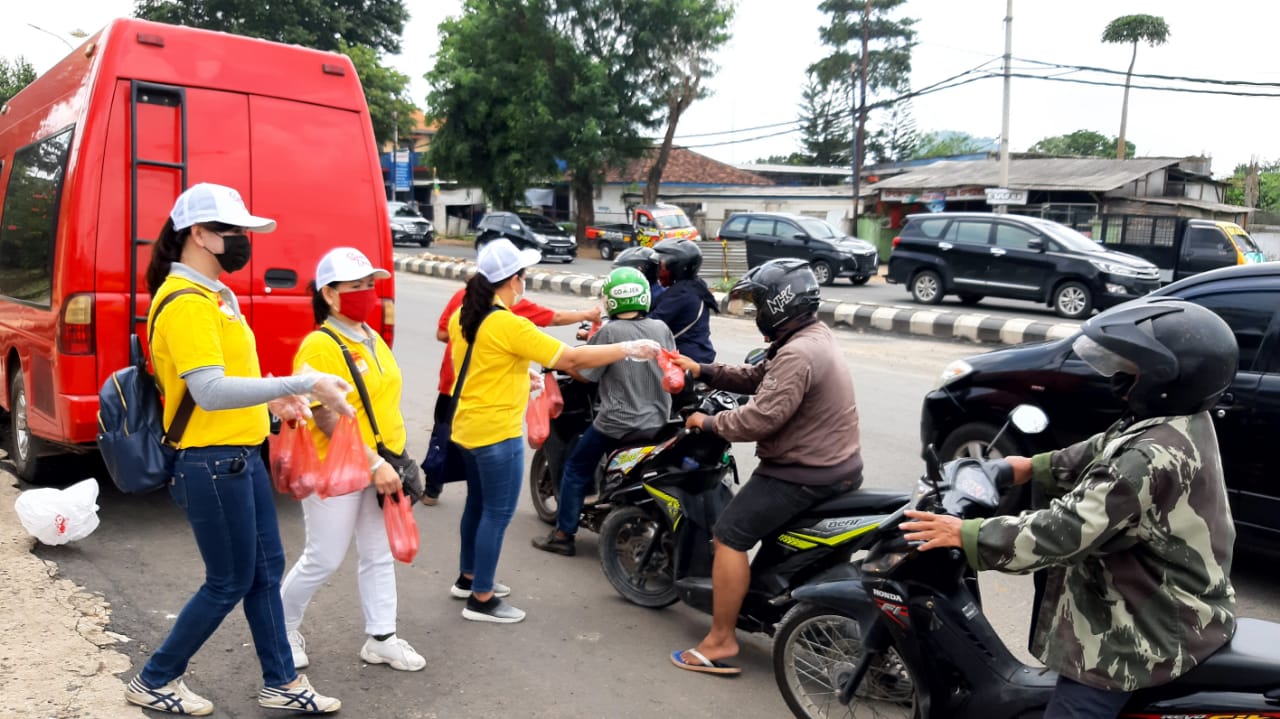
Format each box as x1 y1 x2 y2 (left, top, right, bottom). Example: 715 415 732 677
0 18 395 480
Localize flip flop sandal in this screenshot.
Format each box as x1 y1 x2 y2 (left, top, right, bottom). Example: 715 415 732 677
670 649 742 676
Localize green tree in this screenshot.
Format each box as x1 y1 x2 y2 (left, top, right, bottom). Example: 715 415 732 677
1028 130 1134 158
1 56 38 105
1224 161 1280 212
133 0 415 144
867 99 918 163
798 70 851 167
912 131 990 160
1102 14 1170 160
810 0 917 94
753 153 809 166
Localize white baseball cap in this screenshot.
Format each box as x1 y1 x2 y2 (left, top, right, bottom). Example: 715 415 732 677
169 183 277 232
477 238 541 283
315 247 391 287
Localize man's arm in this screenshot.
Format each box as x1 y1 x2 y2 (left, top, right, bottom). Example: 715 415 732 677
1031 431 1111 499
675 355 766 394
700 358 807 442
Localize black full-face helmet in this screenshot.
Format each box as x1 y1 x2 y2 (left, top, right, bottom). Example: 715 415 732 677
1072 299 1238 419
613 246 660 286
730 259 821 340
653 238 703 282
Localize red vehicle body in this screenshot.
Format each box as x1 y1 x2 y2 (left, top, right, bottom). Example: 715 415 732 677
0 18 395 480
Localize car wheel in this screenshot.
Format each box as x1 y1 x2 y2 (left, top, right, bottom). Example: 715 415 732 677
958 293 984 306
419 236 432 248
810 260 834 286
598 241 615 261
849 275 871 286
938 422 1020 461
1052 281 1093 320
910 270 943 304
9 370 46 482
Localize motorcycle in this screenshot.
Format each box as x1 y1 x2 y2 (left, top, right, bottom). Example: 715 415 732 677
595 387 908 630
772 404 1280 719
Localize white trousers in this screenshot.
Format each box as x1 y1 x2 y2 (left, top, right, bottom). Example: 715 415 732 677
281 485 397 636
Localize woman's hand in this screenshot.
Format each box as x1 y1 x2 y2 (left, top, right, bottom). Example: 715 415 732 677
268 395 312 422
673 354 701 378
529 368 546 394
581 306 603 323
310 374 355 417
899 510 963 551
619 338 661 361
372 461 400 495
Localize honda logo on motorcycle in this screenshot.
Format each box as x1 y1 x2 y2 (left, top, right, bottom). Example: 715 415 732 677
872 588 904 603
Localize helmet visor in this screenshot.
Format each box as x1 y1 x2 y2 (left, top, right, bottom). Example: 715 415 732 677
1072 335 1139 377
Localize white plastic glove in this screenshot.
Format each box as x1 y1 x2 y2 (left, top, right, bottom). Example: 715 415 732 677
529 368 546 396
619 338 662 361
309 373 356 417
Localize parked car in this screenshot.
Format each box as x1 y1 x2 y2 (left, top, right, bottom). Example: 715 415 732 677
1096 215 1265 283
388 201 433 247
921 262 1280 553
716 212 878 286
887 212 1161 319
475 211 576 262
585 204 699 260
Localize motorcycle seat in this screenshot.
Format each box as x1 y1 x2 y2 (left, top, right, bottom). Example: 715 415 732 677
1172 618 1280 691
799 488 909 519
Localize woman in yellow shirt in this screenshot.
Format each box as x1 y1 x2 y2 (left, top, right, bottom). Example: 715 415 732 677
280 247 426 674
447 239 660 623
126 184 352 716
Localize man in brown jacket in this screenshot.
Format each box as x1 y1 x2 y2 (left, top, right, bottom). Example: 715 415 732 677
671 259 862 675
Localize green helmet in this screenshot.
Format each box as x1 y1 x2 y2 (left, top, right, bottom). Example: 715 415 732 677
602 267 651 317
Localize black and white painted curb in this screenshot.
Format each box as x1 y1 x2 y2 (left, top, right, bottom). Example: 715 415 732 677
393 256 1081 346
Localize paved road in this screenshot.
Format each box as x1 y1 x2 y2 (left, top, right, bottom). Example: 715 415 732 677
35 275 1280 718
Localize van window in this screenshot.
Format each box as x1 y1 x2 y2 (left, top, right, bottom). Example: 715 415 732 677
994 224 1039 250
911 218 948 239
745 218 775 236
1189 291 1276 371
0 128 73 306
722 216 747 234
945 220 992 245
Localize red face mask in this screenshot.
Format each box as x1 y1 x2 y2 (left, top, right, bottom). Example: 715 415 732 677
657 265 673 287
337 288 379 323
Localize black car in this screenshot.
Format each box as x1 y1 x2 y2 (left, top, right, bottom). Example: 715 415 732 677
887 212 1161 319
475 211 576 263
388 201 433 247
717 212 878 286
922 263 1280 553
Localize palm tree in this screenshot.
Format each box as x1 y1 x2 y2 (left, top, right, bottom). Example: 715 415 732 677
1102 14 1170 160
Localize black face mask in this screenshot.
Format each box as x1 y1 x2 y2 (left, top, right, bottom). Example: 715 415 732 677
215 234 252 273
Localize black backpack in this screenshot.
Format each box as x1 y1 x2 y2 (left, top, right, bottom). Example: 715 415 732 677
97 289 202 494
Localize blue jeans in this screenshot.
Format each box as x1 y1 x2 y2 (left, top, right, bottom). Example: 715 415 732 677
140 446 295 689
1043 675 1132 719
557 425 622 536
459 437 523 594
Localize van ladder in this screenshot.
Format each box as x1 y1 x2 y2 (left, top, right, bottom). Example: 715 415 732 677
129 81 188 334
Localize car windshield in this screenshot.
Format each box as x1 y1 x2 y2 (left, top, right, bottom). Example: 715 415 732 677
520 215 562 233
388 202 423 218
1034 220 1106 253
796 217 840 239
654 211 692 229
1228 228 1262 254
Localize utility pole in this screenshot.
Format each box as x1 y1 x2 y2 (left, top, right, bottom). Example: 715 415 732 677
851 0 871 235
391 110 399 202
996 0 1013 215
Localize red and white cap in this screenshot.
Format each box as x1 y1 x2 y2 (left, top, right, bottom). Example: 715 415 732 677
169 183 277 232
315 247 391 287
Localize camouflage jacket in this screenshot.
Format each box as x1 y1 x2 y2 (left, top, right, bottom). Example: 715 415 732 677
958 412 1236 691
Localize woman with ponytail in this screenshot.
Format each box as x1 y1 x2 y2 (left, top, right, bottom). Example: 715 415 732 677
444 239 661 623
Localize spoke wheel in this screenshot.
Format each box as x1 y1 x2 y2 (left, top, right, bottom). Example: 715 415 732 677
528 449 558 524
597 506 678 608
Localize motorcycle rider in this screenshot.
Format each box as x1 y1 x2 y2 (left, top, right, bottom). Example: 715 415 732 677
901 300 1238 719
532 267 677 557
671 259 862 675
613 246 664 304
650 238 717 363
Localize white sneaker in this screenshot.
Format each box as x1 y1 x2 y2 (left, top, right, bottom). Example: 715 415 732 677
124 676 214 716
258 674 340 713
288 629 309 669
360 634 427 671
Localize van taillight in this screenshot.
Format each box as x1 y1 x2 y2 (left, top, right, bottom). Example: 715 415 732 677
892 236 901 248
58 294 94 355
380 299 395 347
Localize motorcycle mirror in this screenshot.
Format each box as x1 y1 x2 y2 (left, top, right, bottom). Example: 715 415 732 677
744 348 767 365
1010 405 1049 435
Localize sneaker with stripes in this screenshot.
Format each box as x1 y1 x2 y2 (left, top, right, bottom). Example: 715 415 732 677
124 676 214 716
258 674 341 713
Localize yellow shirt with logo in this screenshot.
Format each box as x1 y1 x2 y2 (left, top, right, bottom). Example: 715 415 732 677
148 276 269 448
447 301 566 449
293 322 407 459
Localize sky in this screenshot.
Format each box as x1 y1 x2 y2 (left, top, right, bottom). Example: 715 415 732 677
5 1 1280 179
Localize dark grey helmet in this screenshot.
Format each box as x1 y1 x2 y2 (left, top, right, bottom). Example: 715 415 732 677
654 238 702 281
613 246 660 286
730 259 821 339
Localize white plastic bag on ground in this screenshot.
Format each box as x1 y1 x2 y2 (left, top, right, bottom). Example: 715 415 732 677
14 478 101 545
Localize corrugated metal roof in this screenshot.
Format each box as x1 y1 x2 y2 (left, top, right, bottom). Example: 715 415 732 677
1110 196 1253 214
871 158 1180 192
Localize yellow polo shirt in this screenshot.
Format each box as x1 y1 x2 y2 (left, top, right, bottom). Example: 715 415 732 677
293 321 406 459
447 301 566 449
148 276 269 448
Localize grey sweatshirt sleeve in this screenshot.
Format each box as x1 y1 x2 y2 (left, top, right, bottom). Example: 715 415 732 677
181 367 315 411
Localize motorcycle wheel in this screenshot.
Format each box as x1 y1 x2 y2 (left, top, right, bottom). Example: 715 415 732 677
597 506 679 608
529 449 558 525
773 602 918 719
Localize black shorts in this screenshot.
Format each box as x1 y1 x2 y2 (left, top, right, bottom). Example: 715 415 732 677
713 472 859 552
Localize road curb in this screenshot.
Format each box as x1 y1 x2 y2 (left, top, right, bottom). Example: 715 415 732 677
393 256 1081 346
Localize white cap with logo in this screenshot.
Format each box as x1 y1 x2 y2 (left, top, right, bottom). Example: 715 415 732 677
170 183 277 232
315 247 391 287
477 238 541 283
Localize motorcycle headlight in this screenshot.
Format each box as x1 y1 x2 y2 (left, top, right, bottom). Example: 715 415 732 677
936 359 973 388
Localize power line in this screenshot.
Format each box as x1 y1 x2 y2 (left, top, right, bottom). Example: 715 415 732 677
1012 55 1280 88
990 71 1280 98
673 119 800 139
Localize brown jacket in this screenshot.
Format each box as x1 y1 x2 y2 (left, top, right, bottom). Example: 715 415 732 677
702 322 862 485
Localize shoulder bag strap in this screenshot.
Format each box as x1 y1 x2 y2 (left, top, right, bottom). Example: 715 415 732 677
448 306 501 423
672 301 705 340
148 288 204 447
319 326 386 450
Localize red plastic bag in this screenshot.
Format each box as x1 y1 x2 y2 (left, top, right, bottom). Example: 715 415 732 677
544 373 564 419
527 390 551 449
587 318 602 339
320 415 370 498
269 420 323 499
382 492 419 563
658 349 685 394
